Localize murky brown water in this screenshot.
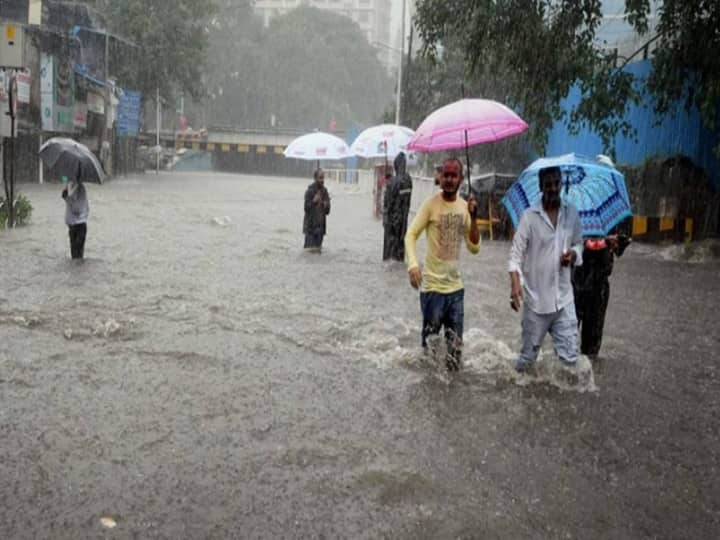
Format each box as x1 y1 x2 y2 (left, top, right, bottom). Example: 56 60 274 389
1 172 718 538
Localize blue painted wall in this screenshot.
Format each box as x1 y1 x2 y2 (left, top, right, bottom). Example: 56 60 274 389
545 60 720 190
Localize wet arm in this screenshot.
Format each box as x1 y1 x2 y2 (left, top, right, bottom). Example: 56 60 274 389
464 212 480 254
508 213 529 278
570 209 583 266
404 200 430 271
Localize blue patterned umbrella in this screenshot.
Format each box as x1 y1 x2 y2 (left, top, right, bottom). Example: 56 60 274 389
502 153 632 237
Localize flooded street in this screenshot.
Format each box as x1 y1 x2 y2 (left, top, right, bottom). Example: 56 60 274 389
1 171 718 539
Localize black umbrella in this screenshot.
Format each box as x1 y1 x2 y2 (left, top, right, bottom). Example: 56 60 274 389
39 137 106 184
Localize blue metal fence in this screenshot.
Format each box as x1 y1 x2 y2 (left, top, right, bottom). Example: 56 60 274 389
545 60 720 190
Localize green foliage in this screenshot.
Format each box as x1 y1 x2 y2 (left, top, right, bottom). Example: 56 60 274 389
81 0 216 101
413 0 638 157
636 1 720 157
80 1 393 130
206 6 393 130
0 194 33 228
414 0 720 159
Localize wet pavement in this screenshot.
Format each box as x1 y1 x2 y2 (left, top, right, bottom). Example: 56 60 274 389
1 171 718 539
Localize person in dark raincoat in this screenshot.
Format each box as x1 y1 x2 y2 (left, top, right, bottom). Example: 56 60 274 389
303 168 331 253
573 231 631 358
382 152 413 261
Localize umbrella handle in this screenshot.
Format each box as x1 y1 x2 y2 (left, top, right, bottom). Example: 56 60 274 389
464 129 473 211
461 82 472 190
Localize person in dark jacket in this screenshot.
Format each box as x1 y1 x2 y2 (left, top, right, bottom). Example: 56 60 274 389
382 152 413 261
303 168 331 253
573 231 631 358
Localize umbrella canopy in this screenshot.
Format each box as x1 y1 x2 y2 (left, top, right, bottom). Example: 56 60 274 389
501 153 633 237
283 131 354 161
407 98 528 152
350 124 414 159
39 137 106 184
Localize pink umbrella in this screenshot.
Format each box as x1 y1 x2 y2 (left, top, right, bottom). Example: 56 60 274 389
408 98 528 195
407 99 528 152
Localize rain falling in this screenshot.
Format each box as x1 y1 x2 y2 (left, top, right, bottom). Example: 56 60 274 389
1 1 719 538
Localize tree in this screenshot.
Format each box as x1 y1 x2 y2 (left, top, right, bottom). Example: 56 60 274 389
80 0 216 101
204 1 264 126
210 6 393 130
413 0 639 157
414 0 720 158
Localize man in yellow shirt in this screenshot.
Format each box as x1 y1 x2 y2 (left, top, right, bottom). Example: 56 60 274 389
405 158 481 370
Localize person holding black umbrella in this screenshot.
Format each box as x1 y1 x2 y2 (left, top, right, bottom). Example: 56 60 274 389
61 171 89 259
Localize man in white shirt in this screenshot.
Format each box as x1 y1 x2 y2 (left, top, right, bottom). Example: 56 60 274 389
508 166 583 372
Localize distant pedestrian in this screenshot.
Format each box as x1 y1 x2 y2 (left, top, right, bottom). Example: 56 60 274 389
61 174 89 259
303 168 331 253
572 230 631 359
405 158 480 371
509 165 583 373
383 152 413 261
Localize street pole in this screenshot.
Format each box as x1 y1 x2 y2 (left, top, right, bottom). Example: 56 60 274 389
156 86 160 174
104 30 111 176
394 0 406 125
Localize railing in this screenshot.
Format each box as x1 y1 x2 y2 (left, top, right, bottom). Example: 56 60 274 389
323 168 375 194
323 168 437 218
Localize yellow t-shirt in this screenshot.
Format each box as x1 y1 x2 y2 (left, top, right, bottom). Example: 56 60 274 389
405 193 480 293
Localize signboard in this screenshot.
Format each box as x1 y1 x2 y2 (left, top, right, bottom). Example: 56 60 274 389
40 53 75 132
117 90 142 137
54 55 74 132
40 53 54 131
16 69 30 103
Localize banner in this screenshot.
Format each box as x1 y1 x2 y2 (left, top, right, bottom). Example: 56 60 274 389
53 54 74 132
40 52 54 131
16 69 30 103
117 90 142 137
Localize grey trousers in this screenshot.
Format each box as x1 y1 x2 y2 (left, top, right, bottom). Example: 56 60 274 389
516 303 578 370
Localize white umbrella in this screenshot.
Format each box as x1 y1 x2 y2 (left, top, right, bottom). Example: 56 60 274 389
350 124 414 159
283 132 354 164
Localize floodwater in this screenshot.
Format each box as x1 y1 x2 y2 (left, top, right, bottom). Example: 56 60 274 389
1 172 718 539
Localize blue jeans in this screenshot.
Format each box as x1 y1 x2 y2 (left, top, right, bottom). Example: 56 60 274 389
420 289 464 368
516 303 578 371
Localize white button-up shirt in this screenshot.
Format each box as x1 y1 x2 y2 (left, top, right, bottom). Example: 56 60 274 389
508 202 583 314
